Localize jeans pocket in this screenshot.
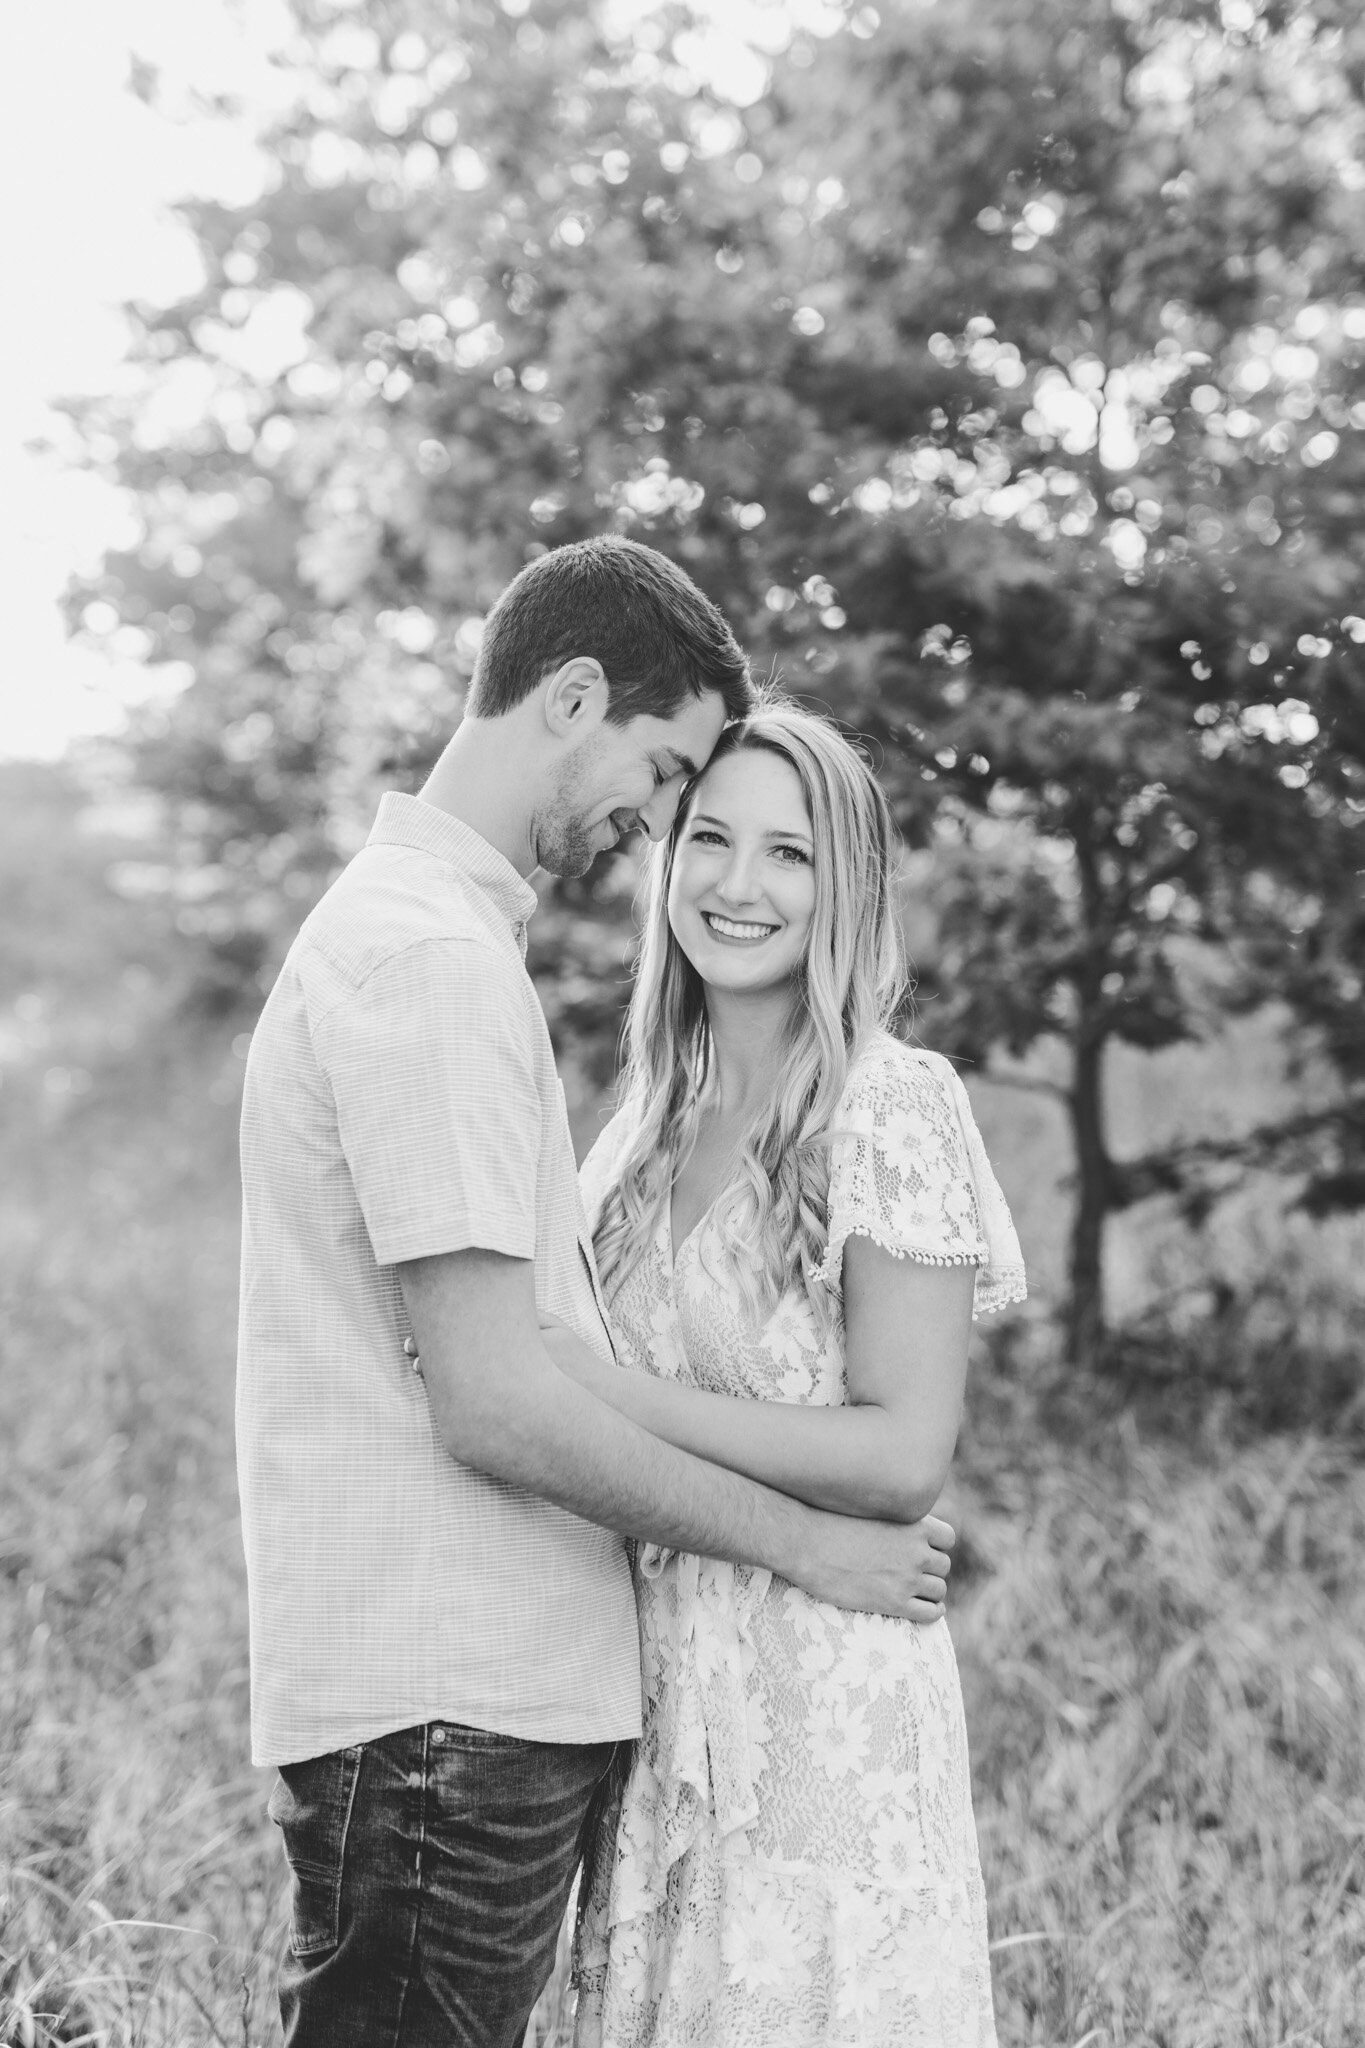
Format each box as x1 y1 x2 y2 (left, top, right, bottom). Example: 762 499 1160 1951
267 1747 363 1959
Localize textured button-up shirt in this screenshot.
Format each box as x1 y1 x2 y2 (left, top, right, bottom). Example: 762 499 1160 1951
236 793 641 1767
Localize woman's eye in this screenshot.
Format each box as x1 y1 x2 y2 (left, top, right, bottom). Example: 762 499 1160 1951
691 828 725 846
774 844 811 864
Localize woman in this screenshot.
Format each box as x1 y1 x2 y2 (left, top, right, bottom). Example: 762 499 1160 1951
555 698 1024 2046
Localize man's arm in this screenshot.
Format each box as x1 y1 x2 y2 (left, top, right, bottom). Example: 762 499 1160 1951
398 1247 954 1622
540 1242 974 1525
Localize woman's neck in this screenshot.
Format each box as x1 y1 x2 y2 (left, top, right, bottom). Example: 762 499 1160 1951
702 982 798 1124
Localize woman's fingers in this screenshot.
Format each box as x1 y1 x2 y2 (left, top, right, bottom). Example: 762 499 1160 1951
902 1596 946 1624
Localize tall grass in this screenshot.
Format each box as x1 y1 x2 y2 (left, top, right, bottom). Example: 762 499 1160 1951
0 1025 282 2045
0 767 280 2044
954 1330 1365 2046
2 766 1362 2045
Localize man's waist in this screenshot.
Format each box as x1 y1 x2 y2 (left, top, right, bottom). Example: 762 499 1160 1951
248 1557 643 1767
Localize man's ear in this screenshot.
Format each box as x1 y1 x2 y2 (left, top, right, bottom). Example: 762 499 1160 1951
542 657 609 738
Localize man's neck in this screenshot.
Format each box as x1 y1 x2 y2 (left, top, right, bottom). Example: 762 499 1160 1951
419 715 542 877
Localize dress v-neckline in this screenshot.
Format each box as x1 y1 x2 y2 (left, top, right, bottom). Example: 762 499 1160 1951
668 1098 747 1271
666 1192 709 1274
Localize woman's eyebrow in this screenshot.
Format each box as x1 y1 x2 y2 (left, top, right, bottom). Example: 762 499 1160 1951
689 809 813 844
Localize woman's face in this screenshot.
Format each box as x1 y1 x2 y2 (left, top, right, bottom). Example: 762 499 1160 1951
667 747 817 998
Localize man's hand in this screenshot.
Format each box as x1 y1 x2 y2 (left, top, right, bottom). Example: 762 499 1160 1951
792 1508 954 1624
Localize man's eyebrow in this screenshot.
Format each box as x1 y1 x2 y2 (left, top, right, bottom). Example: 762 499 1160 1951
670 750 701 779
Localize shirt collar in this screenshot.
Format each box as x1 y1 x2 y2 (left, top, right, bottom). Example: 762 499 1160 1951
367 792 539 942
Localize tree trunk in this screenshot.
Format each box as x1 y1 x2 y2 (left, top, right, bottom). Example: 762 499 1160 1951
1066 1022 1109 1371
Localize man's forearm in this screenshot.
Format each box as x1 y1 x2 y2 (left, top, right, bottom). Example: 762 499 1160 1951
573 1363 942 1524
398 1248 952 1621
548 1329 942 1523
441 1348 814 1575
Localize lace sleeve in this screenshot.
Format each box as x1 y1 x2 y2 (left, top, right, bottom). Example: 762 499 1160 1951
577 1103 636 1235
811 1041 1027 1320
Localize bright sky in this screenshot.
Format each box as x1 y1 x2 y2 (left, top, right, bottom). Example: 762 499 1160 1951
0 0 821 762
0 0 296 759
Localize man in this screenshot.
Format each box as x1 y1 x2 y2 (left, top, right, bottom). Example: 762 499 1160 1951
237 535 954 2046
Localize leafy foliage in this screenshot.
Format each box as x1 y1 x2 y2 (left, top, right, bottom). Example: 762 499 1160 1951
65 0 1365 1354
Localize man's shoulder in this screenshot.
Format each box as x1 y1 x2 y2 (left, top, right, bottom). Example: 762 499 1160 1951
297 844 517 997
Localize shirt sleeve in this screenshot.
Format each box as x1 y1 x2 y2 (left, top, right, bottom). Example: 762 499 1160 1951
314 936 542 1268
812 1044 1027 1319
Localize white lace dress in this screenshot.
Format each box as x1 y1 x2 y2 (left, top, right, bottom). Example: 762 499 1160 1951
572 1035 1025 2048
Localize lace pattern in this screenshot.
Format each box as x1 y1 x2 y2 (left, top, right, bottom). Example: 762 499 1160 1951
811 1038 1026 1319
572 1039 1021 2046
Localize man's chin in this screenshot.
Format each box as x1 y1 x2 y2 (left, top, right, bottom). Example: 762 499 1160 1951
535 826 598 879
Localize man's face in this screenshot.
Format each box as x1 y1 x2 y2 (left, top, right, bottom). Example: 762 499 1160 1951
534 690 730 877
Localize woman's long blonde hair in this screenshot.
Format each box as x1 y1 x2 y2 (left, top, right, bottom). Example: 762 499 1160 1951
593 696 910 1325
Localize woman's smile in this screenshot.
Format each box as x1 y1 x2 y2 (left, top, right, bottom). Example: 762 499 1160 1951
700 911 782 943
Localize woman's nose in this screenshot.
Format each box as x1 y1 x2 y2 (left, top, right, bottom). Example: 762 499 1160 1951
716 851 762 904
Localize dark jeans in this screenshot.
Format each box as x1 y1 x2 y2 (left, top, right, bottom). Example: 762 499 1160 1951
268 1721 621 2048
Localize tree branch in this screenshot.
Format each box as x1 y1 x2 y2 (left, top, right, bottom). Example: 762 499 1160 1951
977 1063 1070 1103
1110 1096 1365 1211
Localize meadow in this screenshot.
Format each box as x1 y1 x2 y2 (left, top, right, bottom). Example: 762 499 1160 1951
1 763 1362 2047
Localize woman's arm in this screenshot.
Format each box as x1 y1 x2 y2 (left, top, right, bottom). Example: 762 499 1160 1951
543 1239 974 1524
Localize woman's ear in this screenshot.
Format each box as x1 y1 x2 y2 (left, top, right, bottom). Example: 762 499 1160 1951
542 657 609 738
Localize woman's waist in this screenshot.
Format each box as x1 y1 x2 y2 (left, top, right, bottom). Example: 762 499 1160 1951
633 1544 772 1620
635 1549 959 1694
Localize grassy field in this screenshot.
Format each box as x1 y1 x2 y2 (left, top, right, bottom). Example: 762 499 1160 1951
1 763 1362 2046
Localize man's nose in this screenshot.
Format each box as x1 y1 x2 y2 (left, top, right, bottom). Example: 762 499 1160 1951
639 781 683 841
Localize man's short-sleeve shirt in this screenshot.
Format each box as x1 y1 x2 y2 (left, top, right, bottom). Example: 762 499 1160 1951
236 793 641 1766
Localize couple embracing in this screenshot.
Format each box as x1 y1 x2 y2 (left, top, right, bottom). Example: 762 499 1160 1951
236 535 1025 2048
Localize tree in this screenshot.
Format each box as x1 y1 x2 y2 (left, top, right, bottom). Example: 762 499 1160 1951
66 0 1365 1360
758 0 1365 1362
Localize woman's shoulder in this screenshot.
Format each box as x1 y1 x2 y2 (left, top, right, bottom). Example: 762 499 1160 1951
839 1030 966 1124
579 1099 640 1176
820 1031 1027 1315
577 1099 640 1223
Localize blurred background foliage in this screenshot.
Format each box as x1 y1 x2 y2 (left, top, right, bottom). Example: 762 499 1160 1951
60 0 1365 1367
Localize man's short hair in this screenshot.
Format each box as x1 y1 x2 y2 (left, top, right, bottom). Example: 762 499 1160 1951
466 535 753 725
